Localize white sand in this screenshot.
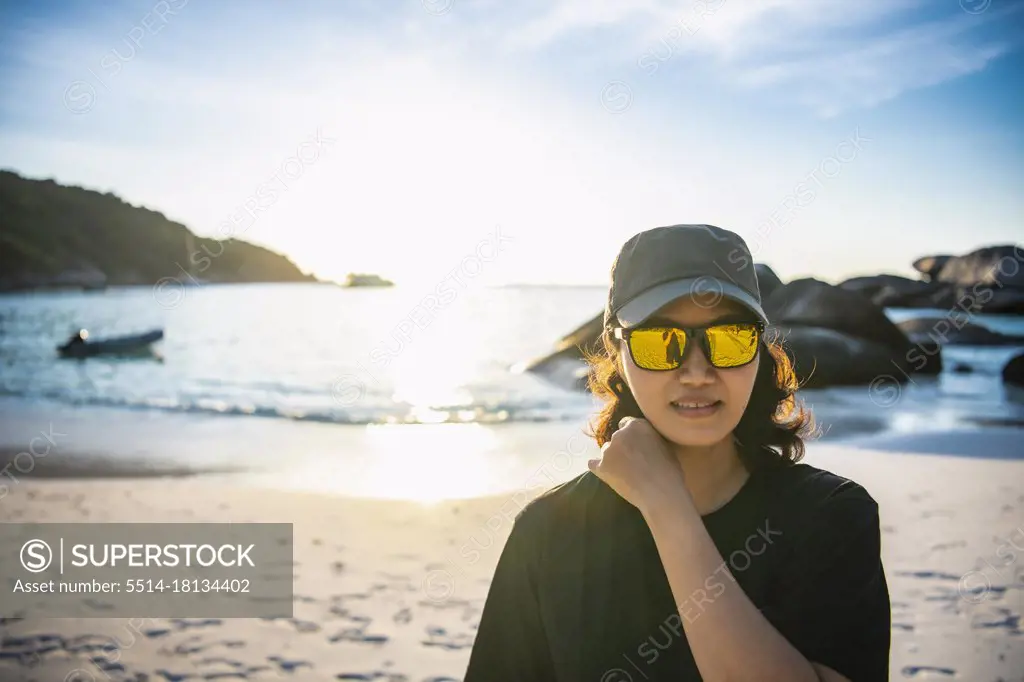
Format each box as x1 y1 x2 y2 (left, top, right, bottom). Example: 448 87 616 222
1 442 1022 681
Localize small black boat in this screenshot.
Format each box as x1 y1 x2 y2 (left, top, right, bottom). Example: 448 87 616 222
58 329 164 358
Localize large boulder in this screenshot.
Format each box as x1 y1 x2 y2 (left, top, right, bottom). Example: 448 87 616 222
764 278 912 354
912 339 943 375
934 245 1024 288
769 325 914 388
761 279 946 385
977 285 1024 314
897 317 1024 346
839 274 941 308
755 263 784 301
519 312 602 391
551 312 603 354
909 246 1024 313
840 274 917 297
927 245 1024 315
1003 353 1024 387
519 346 591 392
913 255 953 282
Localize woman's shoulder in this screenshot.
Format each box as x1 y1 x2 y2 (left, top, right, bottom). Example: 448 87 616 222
512 471 620 531
754 462 882 550
758 460 878 509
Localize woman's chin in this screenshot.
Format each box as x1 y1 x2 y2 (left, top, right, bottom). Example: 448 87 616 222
669 436 727 449
659 427 730 449
652 415 736 449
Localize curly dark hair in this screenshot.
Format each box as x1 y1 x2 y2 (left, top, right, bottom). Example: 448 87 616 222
584 327 815 471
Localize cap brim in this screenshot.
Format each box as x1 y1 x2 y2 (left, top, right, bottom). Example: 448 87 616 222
615 277 768 327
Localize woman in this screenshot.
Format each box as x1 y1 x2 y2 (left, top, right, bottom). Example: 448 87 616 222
464 224 891 681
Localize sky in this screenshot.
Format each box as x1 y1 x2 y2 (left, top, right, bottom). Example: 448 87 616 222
1 0 1022 286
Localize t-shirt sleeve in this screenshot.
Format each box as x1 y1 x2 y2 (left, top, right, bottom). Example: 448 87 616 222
463 510 558 682
762 485 891 681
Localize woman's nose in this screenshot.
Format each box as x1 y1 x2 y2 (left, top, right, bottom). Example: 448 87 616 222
677 341 715 384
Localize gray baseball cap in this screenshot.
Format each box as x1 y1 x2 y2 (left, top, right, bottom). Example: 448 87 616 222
603 224 769 328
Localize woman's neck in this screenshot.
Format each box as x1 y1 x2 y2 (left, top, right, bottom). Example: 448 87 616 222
671 436 749 515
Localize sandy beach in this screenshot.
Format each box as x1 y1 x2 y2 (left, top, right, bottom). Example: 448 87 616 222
1 435 1022 682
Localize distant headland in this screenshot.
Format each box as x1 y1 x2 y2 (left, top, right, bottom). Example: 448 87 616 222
0 170 318 292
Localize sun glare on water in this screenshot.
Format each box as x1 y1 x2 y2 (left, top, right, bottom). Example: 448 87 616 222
361 316 500 502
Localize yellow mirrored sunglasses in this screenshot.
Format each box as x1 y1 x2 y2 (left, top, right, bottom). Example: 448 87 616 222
613 321 763 370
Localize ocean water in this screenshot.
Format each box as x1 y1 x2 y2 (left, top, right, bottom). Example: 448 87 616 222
1 283 1023 439
0 283 601 425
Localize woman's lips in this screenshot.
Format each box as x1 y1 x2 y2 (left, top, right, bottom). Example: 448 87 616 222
669 400 722 418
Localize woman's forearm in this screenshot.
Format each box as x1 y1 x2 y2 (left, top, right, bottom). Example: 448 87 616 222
641 495 821 682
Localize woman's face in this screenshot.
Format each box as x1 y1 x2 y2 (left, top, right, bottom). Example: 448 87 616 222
620 296 760 448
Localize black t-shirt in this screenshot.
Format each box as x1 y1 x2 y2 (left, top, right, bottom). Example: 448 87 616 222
464 460 891 681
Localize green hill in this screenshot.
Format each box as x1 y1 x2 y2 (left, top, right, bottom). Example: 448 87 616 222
0 170 317 291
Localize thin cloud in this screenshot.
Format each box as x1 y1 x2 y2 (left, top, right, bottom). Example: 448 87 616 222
725 6 1019 117
473 0 1019 116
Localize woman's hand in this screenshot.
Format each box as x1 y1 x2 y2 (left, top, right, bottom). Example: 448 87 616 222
588 417 691 515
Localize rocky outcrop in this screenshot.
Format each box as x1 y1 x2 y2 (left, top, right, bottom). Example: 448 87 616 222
849 247 1024 314
972 285 1024 314
763 279 936 385
933 245 1024 288
768 325 914 388
912 339 944 375
914 246 1024 314
913 255 952 282
552 312 605 355
1003 353 1024 387
896 317 1024 346
839 275 940 308
520 243 1024 391
755 263 783 301
0 170 317 291
764 278 911 353
518 312 603 391
519 346 592 392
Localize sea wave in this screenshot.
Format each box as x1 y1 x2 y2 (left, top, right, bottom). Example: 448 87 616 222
0 389 597 426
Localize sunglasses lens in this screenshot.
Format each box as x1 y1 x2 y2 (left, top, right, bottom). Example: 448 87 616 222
628 328 687 370
706 324 759 367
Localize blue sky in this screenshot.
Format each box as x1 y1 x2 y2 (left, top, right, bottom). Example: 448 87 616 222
1 0 1022 285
